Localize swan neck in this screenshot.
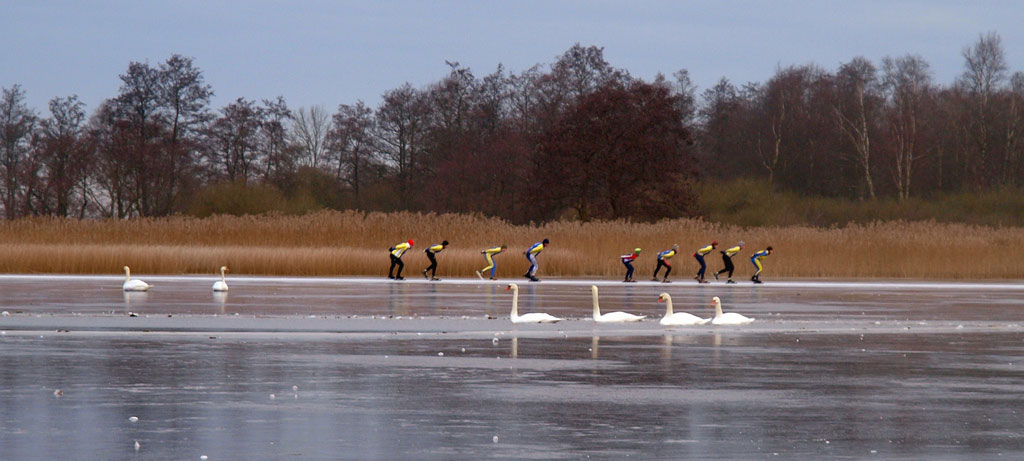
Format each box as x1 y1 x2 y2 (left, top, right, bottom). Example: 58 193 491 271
664 298 673 316
714 300 723 318
220 268 226 282
510 285 519 319
124 267 131 281
592 288 600 318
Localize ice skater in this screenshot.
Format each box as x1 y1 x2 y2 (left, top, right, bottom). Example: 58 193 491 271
524 238 549 282
714 241 744 284
476 244 507 280
620 248 641 282
751 246 773 284
693 241 718 283
652 244 678 283
422 240 449 281
388 239 413 280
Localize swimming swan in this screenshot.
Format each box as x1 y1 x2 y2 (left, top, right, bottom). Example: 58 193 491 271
212 266 229 292
710 296 755 325
506 283 561 323
122 266 151 292
657 293 709 326
591 286 645 322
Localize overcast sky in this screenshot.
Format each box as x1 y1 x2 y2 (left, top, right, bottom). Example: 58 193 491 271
3 1 1022 114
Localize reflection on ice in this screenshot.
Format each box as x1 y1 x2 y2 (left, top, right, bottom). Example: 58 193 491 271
212 291 228 313
122 290 148 310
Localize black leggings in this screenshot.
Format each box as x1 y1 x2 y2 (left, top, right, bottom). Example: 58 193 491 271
622 260 634 280
389 254 404 278
653 260 671 278
425 251 438 277
716 254 735 278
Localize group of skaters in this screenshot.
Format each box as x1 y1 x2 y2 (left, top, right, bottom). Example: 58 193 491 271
630 241 773 284
387 238 549 282
388 238 773 284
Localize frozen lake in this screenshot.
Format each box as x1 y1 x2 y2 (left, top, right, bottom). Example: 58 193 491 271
1 275 1023 459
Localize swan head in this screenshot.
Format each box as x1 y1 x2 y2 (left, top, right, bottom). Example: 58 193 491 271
591 285 598 295
657 293 671 303
506 283 518 292
710 296 724 317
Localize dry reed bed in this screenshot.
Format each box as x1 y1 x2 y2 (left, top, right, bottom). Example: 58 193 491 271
1 211 1022 279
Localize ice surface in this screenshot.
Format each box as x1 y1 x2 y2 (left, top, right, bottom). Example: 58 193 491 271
1 275 1022 459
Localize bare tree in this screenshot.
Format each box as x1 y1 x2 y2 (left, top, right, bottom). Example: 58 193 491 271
102 56 212 216
534 80 697 221
257 97 294 181
429 61 475 134
473 65 511 132
33 95 91 216
759 68 800 186
882 55 932 201
209 98 263 183
158 54 213 214
375 84 429 204
506 65 542 134
958 32 1008 186
160 55 213 145
832 57 880 199
549 44 623 100
88 101 137 218
327 101 376 206
699 78 752 178
291 105 330 168
960 32 1008 107
0 85 36 219
419 61 477 182
1007 72 1024 186
671 69 698 125
111 61 168 216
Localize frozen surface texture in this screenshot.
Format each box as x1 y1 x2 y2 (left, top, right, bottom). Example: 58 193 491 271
1 275 1022 459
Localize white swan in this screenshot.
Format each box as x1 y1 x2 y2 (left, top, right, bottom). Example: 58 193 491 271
591 286 645 323
506 283 561 323
122 266 151 292
657 293 709 326
710 296 755 325
212 266 229 292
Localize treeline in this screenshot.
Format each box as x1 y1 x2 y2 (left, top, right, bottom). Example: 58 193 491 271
701 32 1024 200
2 33 1022 223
